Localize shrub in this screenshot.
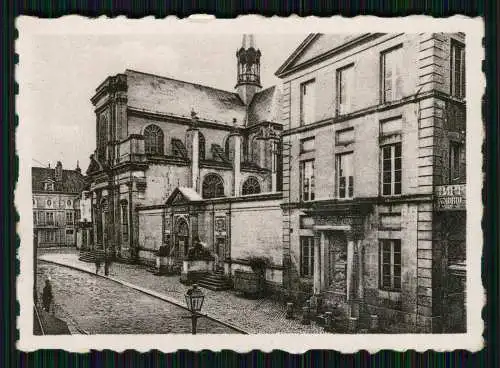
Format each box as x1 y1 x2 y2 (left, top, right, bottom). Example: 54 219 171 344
247 256 270 275
156 245 169 257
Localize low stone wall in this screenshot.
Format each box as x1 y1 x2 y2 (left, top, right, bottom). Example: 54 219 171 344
180 259 214 284
137 249 156 266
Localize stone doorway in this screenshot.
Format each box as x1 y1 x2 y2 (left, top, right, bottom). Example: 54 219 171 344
174 218 189 258
214 237 225 270
326 231 348 305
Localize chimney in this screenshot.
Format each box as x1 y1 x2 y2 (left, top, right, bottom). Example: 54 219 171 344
75 160 81 174
55 161 63 182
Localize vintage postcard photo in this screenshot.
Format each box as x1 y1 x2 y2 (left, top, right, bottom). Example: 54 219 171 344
16 15 484 352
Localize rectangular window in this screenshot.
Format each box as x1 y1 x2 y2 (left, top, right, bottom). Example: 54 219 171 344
46 212 55 225
300 236 315 277
382 143 402 196
121 202 129 242
379 239 402 291
300 79 316 125
335 128 355 145
33 211 38 225
449 141 464 183
336 64 354 115
381 46 403 103
336 152 354 199
45 230 55 243
300 137 315 153
66 212 74 225
300 160 315 201
450 41 465 99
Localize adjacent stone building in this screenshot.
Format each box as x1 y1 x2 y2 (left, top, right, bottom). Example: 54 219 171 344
275 33 466 333
32 161 86 247
85 35 284 287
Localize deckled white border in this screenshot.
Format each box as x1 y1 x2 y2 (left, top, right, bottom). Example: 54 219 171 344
15 15 485 353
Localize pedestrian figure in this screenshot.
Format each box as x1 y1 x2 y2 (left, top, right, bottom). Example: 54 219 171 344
41 279 53 313
95 258 101 274
104 257 109 276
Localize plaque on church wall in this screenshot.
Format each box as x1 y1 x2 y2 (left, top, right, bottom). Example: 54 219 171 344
215 216 227 236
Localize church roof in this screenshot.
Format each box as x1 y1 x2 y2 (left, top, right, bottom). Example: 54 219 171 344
247 86 282 126
126 69 247 126
32 167 86 193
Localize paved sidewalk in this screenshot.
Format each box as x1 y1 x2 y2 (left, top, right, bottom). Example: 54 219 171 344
39 249 324 334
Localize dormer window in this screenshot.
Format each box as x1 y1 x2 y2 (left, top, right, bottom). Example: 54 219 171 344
44 182 54 191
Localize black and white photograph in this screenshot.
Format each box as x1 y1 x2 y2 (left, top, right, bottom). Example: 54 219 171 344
16 16 484 352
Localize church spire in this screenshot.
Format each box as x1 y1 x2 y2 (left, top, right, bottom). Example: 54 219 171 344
236 34 262 105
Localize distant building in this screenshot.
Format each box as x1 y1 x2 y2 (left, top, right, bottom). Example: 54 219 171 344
276 33 466 333
32 161 86 247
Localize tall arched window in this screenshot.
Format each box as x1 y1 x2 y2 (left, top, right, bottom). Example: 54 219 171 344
242 176 261 195
144 124 164 155
98 115 108 162
202 174 225 199
198 132 206 160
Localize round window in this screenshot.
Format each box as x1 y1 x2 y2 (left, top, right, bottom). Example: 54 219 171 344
47 199 52 206
67 200 72 206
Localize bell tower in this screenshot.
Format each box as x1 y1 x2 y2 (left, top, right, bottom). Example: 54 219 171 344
236 34 262 105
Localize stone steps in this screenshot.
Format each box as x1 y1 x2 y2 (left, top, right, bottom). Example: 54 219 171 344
78 250 106 263
197 272 232 291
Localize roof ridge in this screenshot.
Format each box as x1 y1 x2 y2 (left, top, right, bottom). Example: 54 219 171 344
125 69 241 97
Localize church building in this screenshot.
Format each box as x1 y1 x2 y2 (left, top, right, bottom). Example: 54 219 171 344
85 35 285 290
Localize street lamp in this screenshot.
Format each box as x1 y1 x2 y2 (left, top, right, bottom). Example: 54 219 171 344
185 284 205 334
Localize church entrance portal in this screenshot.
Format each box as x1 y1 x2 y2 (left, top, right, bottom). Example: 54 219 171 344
175 218 189 258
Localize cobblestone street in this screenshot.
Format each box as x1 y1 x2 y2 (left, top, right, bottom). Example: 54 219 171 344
36 261 239 334
39 249 324 334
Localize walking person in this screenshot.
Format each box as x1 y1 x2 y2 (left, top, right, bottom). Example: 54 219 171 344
95 258 101 275
41 278 53 313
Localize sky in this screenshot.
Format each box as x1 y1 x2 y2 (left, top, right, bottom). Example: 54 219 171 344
20 31 304 172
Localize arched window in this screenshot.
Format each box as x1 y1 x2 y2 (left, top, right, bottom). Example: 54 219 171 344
98 115 108 162
242 176 261 195
198 132 206 160
144 124 164 155
202 174 225 199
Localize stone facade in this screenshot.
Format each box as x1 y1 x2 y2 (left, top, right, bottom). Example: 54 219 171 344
276 33 466 332
32 161 86 247
85 35 284 274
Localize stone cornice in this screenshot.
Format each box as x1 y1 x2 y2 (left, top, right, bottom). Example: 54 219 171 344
282 89 466 137
281 193 434 210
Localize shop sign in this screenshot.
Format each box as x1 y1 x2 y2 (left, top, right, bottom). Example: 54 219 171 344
435 184 466 211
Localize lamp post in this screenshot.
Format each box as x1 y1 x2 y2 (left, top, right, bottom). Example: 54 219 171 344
185 284 205 334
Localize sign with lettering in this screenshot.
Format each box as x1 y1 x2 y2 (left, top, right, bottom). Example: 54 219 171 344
435 184 466 211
